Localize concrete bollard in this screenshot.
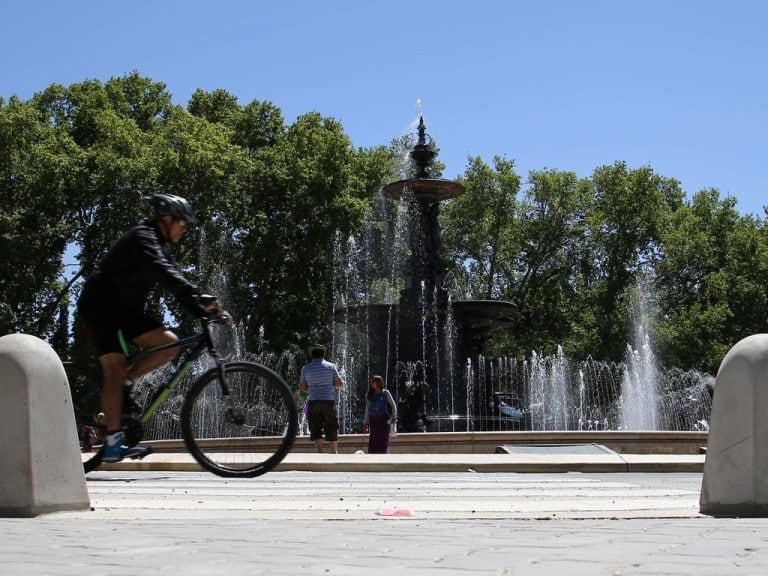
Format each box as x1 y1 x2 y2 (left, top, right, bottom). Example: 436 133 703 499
0 334 90 517
700 333 768 516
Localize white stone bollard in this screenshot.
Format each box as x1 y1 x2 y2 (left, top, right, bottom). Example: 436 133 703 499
0 334 90 516
700 333 768 516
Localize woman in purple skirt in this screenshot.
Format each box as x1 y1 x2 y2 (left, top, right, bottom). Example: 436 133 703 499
363 375 397 453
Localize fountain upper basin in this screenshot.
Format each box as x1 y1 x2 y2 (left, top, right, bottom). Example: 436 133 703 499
383 178 465 201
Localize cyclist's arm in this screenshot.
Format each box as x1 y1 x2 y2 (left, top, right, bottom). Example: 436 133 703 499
133 227 207 317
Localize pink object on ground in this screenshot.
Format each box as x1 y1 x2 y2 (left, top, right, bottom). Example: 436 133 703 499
378 507 414 517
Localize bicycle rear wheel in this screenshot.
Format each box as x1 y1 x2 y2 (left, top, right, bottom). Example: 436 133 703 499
64 362 105 473
181 361 298 477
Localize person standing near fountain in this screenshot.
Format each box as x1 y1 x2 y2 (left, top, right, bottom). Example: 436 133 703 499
363 375 397 453
299 344 343 453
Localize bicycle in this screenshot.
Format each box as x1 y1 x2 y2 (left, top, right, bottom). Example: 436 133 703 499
64 312 298 478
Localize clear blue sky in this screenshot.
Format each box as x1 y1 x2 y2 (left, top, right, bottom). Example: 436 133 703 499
2 0 766 215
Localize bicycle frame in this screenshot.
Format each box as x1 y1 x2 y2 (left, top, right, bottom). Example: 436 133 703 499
124 318 227 424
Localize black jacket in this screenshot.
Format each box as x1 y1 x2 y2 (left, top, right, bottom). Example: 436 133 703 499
79 221 206 318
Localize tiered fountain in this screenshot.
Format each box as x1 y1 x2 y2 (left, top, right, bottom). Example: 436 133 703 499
331 118 713 436
131 118 712 443
333 118 517 431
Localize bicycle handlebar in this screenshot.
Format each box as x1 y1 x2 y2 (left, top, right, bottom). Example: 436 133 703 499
197 293 233 326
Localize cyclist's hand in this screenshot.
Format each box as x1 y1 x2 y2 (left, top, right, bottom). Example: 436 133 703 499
198 294 223 316
204 301 223 315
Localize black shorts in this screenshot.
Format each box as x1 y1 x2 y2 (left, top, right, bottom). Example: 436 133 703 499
78 299 164 357
307 401 338 441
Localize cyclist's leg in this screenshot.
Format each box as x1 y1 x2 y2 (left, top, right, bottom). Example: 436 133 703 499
78 298 159 463
96 350 152 462
98 352 130 433
98 348 153 462
93 318 165 462
81 307 131 434
127 327 179 380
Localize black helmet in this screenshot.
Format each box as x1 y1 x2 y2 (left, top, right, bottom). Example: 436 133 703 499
150 194 196 228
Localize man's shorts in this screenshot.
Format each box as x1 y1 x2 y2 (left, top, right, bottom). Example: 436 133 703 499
307 400 339 441
79 299 164 357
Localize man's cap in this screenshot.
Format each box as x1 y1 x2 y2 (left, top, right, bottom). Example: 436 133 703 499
309 343 325 354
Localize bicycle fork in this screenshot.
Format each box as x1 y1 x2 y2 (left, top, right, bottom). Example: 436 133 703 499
205 333 246 426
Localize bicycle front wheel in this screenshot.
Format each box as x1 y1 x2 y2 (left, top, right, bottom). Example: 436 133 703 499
181 361 298 477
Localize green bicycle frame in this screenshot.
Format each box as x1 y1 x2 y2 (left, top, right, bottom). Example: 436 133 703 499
120 332 209 424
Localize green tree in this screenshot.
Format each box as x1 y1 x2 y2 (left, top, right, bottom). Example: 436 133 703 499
512 168 592 356
442 159 594 357
579 162 683 360
442 155 521 301
188 88 241 126
104 71 173 131
5 72 765 378
656 190 768 372
229 112 390 353
0 96 81 338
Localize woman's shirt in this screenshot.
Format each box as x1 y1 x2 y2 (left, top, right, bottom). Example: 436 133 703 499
368 391 390 416
364 389 396 424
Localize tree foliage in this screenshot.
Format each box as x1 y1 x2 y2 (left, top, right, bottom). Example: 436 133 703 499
440 156 757 373
655 191 768 372
1 73 764 375
0 73 392 362
0 95 79 337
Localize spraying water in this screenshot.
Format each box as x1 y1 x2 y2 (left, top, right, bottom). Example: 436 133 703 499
619 280 660 430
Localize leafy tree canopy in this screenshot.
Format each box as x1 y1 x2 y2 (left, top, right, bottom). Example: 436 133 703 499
1 72 763 375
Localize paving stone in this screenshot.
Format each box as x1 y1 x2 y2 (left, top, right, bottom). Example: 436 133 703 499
2 470 767 574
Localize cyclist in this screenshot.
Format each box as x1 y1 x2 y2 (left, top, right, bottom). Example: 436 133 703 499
76 194 221 463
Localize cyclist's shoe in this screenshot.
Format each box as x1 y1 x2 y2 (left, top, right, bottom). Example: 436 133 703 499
125 445 152 460
102 432 152 463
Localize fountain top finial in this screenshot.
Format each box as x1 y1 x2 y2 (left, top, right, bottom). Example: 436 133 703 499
417 116 427 145
382 116 465 201
409 117 437 179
